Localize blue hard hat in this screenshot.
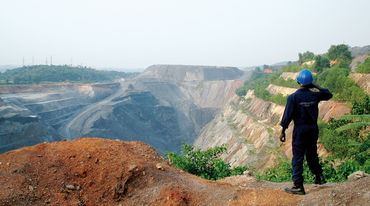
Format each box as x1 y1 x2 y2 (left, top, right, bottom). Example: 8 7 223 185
297 69 313 85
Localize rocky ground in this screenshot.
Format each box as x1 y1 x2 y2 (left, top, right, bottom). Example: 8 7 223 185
0 138 368 206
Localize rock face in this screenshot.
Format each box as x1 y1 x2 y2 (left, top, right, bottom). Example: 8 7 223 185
70 90 184 152
0 97 59 153
137 65 244 82
0 65 246 154
349 73 370 94
266 84 296 96
0 82 120 153
0 138 368 206
280 72 298 81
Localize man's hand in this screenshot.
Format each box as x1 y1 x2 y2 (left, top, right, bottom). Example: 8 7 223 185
306 83 315 88
311 83 323 90
279 129 286 142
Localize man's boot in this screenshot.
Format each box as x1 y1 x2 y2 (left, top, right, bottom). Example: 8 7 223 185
285 183 305 195
314 174 326 185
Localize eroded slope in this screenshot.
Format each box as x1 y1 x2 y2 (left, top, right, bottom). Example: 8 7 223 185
0 138 367 206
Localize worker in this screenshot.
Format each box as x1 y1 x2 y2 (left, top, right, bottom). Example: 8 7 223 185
279 69 332 195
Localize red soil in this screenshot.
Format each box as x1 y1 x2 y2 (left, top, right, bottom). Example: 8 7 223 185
0 138 368 206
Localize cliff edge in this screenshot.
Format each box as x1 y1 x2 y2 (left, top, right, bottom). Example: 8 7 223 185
0 138 368 206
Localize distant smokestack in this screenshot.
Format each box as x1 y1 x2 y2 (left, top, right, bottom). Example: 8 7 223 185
32 56 34 65
22 57 25 66
50 56 53 65
45 57 48 65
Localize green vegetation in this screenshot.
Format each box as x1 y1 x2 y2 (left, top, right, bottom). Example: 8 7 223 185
351 95 369 115
236 44 365 103
315 66 365 102
327 44 352 62
0 65 138 84
356 56 370 73
235 87 248 97
298 51 315 64
235 70 288 105
166 143 248 180
313 55 330 72
271 77 299 88
282 63 305 72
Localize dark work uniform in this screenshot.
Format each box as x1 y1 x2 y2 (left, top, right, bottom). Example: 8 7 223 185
280 87 332 185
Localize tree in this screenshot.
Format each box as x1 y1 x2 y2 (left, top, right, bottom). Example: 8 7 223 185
235 87 247 97
351 95 370 115
298 51 315 64
327 44 352 61
356 57 370 73
0 65 138 84
313 55 330 72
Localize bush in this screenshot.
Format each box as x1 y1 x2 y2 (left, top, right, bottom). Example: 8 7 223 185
166 144 248 180
282 63 305 72
351 95 369 115
316 67 365 102
235 87 247 97
356 57 370 73
271 77 299 88
257 156 369 183
313 55 330 72
270 93 288 105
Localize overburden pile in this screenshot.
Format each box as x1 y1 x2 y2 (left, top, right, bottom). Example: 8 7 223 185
0 138 368 205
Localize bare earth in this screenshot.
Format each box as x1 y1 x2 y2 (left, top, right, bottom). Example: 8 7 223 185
0 138 368 206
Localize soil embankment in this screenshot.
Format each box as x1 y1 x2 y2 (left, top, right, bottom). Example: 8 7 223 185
0 138 368 206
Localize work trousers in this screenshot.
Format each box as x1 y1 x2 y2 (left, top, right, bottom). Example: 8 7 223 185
292 124 322 185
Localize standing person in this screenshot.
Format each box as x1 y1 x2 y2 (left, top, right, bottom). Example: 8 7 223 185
279 69 332 195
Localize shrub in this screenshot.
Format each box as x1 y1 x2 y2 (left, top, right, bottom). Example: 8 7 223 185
316 67 365 102
282 63 305 72
313 55 330 72
271 77 299 88
166 144 248 180
235 87 247 97
356 57 370 73
351 95 369 115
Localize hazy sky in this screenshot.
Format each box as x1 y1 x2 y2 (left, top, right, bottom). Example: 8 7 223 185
1 0 369 69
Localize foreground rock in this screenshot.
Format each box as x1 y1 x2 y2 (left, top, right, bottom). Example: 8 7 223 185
0 138 368 206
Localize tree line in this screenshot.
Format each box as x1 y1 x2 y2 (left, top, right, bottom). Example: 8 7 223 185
0 65 138 84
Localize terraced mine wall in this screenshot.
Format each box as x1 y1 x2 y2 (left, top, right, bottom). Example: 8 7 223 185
0 82 120 153
0 65 247 154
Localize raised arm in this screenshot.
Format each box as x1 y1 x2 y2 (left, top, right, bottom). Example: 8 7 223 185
312 83 332 101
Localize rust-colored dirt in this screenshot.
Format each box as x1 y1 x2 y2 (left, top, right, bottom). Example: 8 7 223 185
0 138 368 206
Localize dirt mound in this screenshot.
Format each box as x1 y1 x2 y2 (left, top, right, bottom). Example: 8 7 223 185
0 138 368 205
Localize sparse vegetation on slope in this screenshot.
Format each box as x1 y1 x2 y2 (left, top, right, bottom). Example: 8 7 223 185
235 70 288 105
356 56 370 73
